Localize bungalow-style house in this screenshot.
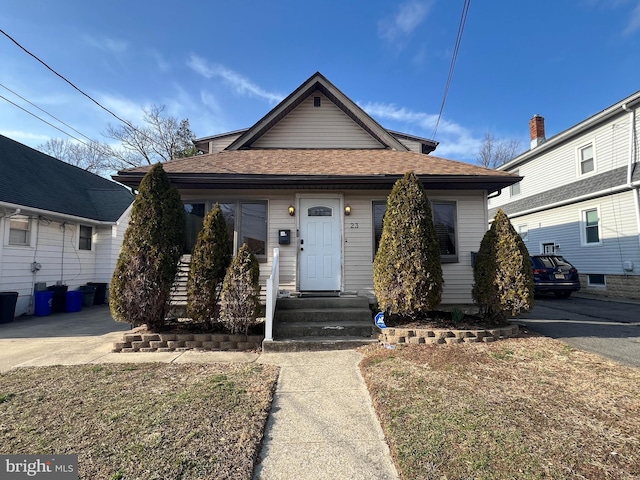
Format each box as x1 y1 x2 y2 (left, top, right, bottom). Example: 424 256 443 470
114 72 519 316
0 134 134 316
488 91 640 299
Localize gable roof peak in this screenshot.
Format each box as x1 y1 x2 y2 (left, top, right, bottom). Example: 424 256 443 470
226 72 409 152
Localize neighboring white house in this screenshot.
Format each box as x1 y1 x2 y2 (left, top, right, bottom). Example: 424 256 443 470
0 134 134 316
114 72 519 307
488 92 640 299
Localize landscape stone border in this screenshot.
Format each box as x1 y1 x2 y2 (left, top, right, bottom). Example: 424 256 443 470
377 323 519 345
113 328 263 353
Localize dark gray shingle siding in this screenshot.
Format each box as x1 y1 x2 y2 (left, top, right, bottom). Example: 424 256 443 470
489 166 629 218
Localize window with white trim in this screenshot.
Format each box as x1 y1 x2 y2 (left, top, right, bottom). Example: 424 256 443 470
510 171 521 196
79 225 92 251
583 208 601 245
578 143 595 175
8 216 30 246
518 224 528 242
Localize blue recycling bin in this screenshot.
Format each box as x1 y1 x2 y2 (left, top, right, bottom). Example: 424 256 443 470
34 291 54 316
65 291 83 312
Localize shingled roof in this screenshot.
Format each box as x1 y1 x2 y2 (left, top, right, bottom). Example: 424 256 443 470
114 149 520 193
0 135 133 222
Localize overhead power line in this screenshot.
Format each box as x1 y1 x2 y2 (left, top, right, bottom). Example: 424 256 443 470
0 83 94 142
0 28 145 138
431 0 471 139
0 94 89 146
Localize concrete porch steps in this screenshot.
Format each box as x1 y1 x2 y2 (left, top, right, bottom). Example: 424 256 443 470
264 296 377 352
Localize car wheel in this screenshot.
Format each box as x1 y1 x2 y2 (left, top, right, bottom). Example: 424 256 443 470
554 291 571 298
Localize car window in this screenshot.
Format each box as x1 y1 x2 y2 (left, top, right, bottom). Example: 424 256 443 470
553 257 573 267
533 256 555 268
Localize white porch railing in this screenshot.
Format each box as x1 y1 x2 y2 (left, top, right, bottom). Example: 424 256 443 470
264 247 280 342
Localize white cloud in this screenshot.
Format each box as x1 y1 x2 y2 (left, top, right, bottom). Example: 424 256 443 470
187 55 284 104
378 1 433 46
95 94 147 124
623 1 640 34
360 101 482 161
149 49 170 72
0 130 50 143
83 35 128 53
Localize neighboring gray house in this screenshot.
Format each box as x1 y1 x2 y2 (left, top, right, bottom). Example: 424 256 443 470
488 92 640 299
0 134 134 316
115 72 519 307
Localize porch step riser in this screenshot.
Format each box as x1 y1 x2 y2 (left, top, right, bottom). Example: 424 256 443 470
274 323 375 338
263 338 379 353
276 297 370 310
275 309 372 324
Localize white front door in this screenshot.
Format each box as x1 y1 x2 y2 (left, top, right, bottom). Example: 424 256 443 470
299 197 342 291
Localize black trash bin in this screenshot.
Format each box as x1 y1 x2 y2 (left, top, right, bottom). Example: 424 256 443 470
79 285 96 308
87 282 108 305
47 285 68 313
0 292 18 324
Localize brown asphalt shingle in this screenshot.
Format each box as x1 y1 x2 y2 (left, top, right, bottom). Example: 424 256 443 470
121 149 516 178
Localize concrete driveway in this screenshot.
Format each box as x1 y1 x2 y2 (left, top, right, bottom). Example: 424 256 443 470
0 306 258 372
517 294 640 368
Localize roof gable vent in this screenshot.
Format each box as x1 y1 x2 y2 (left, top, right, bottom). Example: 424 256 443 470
313 96 321 107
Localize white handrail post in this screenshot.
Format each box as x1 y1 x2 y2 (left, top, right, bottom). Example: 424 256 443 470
264 247 280 342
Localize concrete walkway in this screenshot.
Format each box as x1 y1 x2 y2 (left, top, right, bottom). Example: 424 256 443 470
255 351 398 480
0 307 398 479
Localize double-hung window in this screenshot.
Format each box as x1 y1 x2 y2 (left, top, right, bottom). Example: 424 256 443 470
79 225 92 251
583 208 601 245
8 216 30 246
579 143 595 175
510 170 521 196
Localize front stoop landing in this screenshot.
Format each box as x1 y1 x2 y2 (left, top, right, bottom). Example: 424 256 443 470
263 296 377 352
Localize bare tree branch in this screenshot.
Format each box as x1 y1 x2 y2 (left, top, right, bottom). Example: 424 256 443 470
475 132 523 169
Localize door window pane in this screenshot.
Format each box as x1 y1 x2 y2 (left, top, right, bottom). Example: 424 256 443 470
308 206 332 216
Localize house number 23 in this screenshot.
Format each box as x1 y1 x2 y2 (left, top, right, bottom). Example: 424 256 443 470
350 223 359 229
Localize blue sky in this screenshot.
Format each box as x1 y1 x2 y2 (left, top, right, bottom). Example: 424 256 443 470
2 0 640 164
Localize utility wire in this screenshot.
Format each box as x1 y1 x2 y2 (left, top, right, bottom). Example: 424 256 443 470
0 28 145 137
431 0 471 139
0 94 89 146
0 82 94 142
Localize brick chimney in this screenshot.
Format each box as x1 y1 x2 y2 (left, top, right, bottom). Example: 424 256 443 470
529 114 545 149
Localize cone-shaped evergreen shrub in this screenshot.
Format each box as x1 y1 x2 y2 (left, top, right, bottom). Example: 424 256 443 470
472 208 534 322
110 164 184 330
219 244 261 335
186 203 232 328
373 171 443 317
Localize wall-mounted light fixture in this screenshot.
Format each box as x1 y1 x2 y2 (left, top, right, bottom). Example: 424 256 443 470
344 205 351 216
288 205 295 216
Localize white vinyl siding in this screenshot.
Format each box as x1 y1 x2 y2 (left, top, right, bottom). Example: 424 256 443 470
341 190 485 304
208 133 243 153
395 137 422 153
489 111 632 211
253 92 384 149
508 192 640 276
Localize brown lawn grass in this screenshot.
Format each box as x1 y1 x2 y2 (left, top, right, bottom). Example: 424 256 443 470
360 336 640 480
0 363 278 479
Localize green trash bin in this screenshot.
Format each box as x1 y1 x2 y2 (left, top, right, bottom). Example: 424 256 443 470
79 285 96 307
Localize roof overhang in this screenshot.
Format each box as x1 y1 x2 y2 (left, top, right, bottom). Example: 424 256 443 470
113 172 520 195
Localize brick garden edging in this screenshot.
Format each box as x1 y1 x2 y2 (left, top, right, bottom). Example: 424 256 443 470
113 328 264 353
377 323 519 345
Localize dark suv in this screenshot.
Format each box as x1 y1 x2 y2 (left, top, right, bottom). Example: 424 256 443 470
530 255 581 298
